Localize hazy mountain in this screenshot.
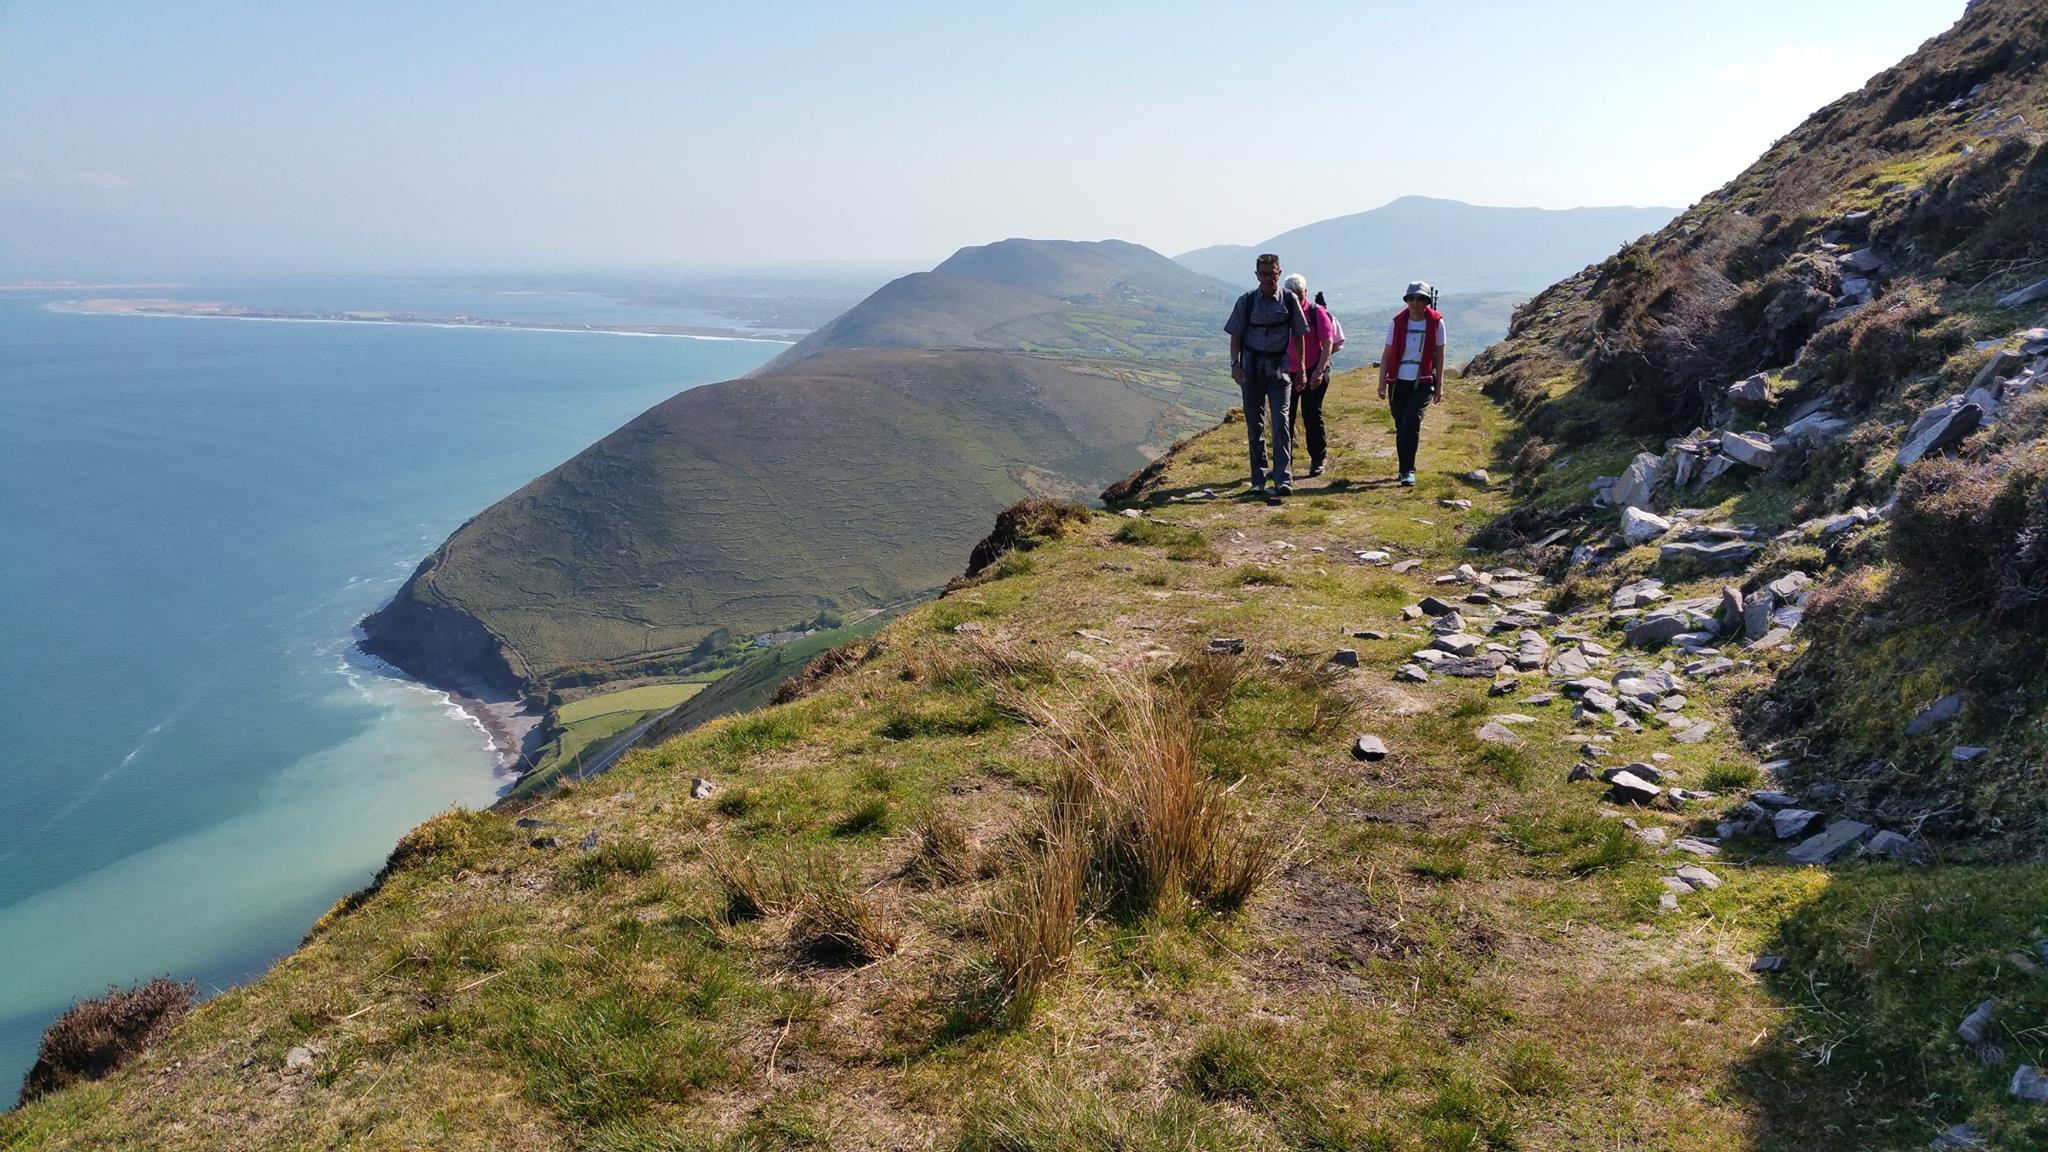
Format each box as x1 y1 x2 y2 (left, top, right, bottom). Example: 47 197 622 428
1176 195 1678 301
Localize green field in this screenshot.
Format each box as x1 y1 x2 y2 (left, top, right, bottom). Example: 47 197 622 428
554 682 705 725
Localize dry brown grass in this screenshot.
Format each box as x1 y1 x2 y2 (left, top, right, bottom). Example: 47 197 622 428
787 874 901 967
907 810 975 887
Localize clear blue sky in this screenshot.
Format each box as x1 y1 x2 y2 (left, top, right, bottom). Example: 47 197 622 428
0 0 1965 276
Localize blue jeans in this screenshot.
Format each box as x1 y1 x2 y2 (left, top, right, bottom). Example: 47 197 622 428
1239 350 1291 487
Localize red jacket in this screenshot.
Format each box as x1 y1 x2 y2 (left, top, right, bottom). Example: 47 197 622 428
1381 307 1443 387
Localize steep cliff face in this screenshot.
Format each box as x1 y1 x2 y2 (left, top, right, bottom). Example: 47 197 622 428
358 549 529 698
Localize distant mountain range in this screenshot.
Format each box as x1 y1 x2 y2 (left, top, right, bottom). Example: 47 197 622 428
1176 195 1678 303
365 207 1673 696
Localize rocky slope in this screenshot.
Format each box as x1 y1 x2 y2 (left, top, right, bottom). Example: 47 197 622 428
1465 0 2048 848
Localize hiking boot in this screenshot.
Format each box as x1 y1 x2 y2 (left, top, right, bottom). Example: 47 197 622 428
1399 472 1416 487
1275 481 1293 496
1308 460 1325 477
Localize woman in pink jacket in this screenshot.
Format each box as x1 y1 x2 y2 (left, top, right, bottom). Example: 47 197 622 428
1283 274 1337 477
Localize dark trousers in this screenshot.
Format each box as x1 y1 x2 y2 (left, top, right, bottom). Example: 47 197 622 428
1388 378 1432 474
1239 350 1291 487
1290 378 1327 466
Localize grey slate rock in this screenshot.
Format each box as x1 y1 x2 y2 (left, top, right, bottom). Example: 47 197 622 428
1207 637 1246 654
1686 657 1735 678
1568 762 1596 782
1751 790 1798 809
1475 722 1525 746
1773 809 1823 840
1612 452 1666 511
1352 734 1389 762
1418 596 1458 617
1331 649 1360 668
1432 633 1482 658
1998 278 2048 310
1659 539 1757 568
1674 722 1716 744
1864 829 1929 863
1750 955 1785 973
1896 402 1983 469
1953 745 1988 762
1672 837 1722 856
1627 613 1691 648
1960 998 1998 1047
1908 692 1965 735
1930 1124 1985 1150
1766 572 1812 600
1607 771 1663 805
1787 820 1872 864
1396 664 1430 683
579 831 602 851
1676 864 1722 890
1720 431 1778 468
2017 1065 2048 1102
1441 655 1507 677
691 777 717 800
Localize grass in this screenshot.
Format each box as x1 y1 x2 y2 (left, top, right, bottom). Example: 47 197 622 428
554 682 706 725
22 352 2048 1149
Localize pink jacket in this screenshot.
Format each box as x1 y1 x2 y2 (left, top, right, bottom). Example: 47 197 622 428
1287 302 1335 376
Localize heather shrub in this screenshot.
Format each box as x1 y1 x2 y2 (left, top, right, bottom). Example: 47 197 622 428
1891 440 2048 621
19 977 196 1106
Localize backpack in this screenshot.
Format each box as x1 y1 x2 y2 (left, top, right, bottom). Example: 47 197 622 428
1314 291 1346 353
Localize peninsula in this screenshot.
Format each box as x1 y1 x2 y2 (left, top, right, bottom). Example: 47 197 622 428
65 297 795 342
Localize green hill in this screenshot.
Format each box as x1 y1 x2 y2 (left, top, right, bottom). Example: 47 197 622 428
362 347 1228 690
766 238 1239 371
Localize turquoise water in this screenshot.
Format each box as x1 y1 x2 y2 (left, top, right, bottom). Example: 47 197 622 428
0 281 782 1092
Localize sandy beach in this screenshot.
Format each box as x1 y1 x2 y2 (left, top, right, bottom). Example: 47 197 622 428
61 297 796 344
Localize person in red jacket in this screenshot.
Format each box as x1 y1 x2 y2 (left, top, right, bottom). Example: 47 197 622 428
1377 281 1446 487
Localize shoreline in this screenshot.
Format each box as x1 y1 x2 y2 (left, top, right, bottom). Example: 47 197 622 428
345 641 547 784
51 298 800 345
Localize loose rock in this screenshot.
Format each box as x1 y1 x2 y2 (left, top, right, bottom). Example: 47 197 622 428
1773 809 1823 840
1475 723 1525 746
1907 692 1964 735
2015 1065 2048 1102
1959 998 1998 1047
1787 820 1872 864
1352 735 1389 762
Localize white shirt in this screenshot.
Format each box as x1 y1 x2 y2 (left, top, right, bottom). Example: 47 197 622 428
1388 313 1448 382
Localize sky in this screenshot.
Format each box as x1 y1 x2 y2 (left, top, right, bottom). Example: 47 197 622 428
0 0 1968 277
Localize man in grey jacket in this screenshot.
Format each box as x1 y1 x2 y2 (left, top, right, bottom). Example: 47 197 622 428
1224 253 1308 499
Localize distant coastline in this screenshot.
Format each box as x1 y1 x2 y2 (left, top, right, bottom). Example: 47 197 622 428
56 297 798 344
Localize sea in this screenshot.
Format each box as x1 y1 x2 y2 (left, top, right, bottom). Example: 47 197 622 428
0 277 786 1093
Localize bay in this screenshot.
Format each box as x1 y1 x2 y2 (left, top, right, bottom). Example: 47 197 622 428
0 281 783 1091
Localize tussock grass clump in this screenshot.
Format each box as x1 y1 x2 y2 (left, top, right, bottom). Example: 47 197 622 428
705 849 793 923
703 709 809 757
1112 517 1218 563
985 816 1087 1017
908 810 975 886
787 873 901 967
562 838 659 891
19 977 196 1106
831 797 892 837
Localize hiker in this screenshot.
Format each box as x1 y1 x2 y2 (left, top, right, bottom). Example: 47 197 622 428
1224 253 1308 498
1377 281 1447 487
1283 275 1337 476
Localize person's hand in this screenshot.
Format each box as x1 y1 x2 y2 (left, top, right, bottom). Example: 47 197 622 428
1431 387 1444 406
1376 380 1388 400
1231 362 1245 385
